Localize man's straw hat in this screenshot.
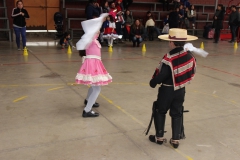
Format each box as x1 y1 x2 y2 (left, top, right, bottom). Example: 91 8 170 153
158 28 198 41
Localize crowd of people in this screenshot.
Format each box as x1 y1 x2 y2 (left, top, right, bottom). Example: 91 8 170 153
83 0 240 47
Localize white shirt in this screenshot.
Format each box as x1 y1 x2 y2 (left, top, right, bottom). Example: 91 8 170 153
145 19 155 28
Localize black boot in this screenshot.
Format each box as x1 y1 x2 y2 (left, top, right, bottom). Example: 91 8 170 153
154 113 166 138
170 117 182 148
84 99 99 107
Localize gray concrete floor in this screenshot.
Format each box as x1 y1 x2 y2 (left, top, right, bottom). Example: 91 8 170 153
0 37 240 160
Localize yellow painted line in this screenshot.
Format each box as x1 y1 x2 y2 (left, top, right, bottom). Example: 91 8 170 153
48 86 64 91
13 96 28 103
99 93 193 160
175 149 193 160
99 93 145 127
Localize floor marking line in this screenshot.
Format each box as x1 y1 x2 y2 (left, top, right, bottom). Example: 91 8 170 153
199 64 240 78
99 93 194 160
99 93 145 127
175 149 194 160
13 96 28 103
48 86 64 91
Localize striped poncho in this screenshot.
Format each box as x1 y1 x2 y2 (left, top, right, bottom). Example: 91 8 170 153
160 49 196 90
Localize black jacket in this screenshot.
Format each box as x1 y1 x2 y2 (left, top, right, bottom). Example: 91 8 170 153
85 3 101 20
228 11 239 26
169 11 179 28
11 8 29 27
213 9 225 29
130 25 144 38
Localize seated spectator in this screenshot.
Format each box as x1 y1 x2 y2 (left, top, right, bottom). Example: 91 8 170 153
181 0 190 8
188 5 196 29
173 0 180 9
130 19 144 47
123 10 134 41
85 0 101 19
178 4 184 28
101 0 110 13
162 14 169 34
102 16 119 47
163 14 169 26
145 16 155 41
59 32 73 49
183 7 190 29
143 11 161 40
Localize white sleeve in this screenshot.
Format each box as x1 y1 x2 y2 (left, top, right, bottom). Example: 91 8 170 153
113 22 116 29
11 8 19 17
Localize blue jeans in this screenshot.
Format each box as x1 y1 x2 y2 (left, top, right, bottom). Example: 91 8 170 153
132 37 143 44
14 26 26 49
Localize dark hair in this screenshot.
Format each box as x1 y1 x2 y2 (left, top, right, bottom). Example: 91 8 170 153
217 4 224 10
64 32 70 38
173 41 185 47
16 0 23 6
79 50 86 57
132 19 143 30
231 5 236 9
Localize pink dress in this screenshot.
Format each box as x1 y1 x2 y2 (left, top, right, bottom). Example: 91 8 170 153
75 38 112 85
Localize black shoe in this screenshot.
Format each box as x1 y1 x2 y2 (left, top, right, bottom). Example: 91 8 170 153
133 43 136 47
84 99 100 107
170 138 179 148
137 43 140 47
149 135 167 145
82 110 99 117
213 41 218 43
229 41 233 43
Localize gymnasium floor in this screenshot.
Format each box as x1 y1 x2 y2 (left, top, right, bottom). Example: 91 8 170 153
0 37 240 160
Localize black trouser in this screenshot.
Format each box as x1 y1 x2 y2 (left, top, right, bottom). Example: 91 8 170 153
214 28 221 42
230 25 238 41
154 86 185 140
116 22 123 36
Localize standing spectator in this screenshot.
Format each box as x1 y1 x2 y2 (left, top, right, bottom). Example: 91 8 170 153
11 0 30 51
130 19 144 47
123 10 134 41
228 5 239 43
85 0 101 20
169 8 179 28
145 16 156 41
188 5 196 29
212 4 225 43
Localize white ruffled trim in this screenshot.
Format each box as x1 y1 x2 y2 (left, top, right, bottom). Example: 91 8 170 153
75 73 112 83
